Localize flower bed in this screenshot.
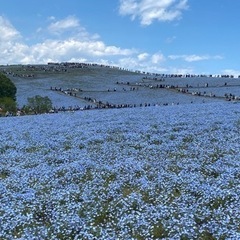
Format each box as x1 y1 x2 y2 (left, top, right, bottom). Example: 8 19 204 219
0 102 239 239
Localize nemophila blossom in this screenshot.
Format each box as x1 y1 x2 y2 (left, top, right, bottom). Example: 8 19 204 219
0 102 239 239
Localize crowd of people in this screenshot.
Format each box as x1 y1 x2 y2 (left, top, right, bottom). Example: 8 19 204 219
1 63 239 117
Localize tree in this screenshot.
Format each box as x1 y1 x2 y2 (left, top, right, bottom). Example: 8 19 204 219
0 73 17 100
27 95 53 114
0 73 17 114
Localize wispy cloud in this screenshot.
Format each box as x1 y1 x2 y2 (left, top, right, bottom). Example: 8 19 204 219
138 53 149 61
48 16 80 34
151 53 165 64
44 16 100 41
119 0 188 25
0 16 27 64
165 36 176 43
0 16 21 41
168 54 223 62
222 69 240 77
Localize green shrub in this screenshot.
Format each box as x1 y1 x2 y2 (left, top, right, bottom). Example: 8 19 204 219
26 95 53 114
0 97 17 114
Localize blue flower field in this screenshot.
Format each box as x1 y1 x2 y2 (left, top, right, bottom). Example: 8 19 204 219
0 102 240 239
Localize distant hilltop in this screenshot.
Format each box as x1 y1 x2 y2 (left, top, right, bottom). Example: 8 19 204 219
48 62 240 78
1 62 240 78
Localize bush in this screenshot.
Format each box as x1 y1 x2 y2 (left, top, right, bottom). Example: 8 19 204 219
27 95 53 114
0 97 17 114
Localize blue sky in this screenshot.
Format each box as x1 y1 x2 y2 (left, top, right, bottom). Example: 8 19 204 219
1 0 240 75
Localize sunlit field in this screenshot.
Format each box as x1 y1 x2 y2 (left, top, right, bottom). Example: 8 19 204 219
0 101 239 239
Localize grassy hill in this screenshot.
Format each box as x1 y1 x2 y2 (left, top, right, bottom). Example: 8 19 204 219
1 63 239 110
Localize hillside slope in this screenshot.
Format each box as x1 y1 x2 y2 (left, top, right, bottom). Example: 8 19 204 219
1 64 239 110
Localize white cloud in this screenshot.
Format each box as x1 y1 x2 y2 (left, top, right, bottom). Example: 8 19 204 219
168 54 208 62
25 39 135 65
119 0 188 25
0 15 136 65
222 69 240 77
44 16 100 42
138 53 149 61
118 52 168 73
0 16 27 64
168 54 223 62
184 55 209 62
151 53 165 64
48 16 80 34
0 16 21 41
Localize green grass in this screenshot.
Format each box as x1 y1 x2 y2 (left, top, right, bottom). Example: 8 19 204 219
0 168 11 179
